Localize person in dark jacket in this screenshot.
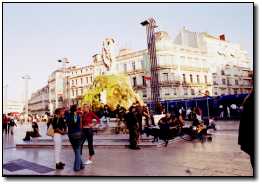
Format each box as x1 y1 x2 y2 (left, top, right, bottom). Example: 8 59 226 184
238 90 254 172
23 121 40 141
66 105 84 171
125 106 140 150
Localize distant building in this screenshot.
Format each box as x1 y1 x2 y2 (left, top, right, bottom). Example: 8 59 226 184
68 65 94 105
5 100 24 113
29 27 253 109
48 69 64 113
28 85 49 116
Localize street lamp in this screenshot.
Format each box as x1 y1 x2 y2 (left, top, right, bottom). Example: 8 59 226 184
199 90 210 119
141 18 160 113
22 74 31 124
58 58 70 108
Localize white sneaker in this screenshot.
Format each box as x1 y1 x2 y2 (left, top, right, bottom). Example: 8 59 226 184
84 160 93 165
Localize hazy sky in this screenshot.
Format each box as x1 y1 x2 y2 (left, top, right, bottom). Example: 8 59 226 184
3 3 253 102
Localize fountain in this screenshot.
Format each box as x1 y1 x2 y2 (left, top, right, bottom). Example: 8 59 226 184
81 38 144 111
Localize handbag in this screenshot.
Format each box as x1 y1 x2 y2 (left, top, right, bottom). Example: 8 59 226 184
47 119 55 137
69 132 83 140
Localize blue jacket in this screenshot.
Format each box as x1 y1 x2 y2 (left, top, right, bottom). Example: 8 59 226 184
66 113 81 134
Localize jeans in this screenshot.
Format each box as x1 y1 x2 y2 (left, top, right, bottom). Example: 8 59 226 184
80 128 95 156
68 133 83 171
54 133 62 164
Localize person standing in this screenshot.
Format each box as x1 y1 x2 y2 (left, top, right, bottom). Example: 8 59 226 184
3 114 9 134
67 105 84 172
238 90 254 173
8 118 17 135
135 101 143 142
81 104 100 165
52 108 67 170
125 106 140 150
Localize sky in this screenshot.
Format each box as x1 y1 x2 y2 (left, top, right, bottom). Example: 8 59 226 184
3 3 253 102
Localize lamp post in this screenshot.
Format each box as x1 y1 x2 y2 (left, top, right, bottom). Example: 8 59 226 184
3 84 8 114
22 74 31 124
141 18 160 113
199 90 210 119
58 58 70 108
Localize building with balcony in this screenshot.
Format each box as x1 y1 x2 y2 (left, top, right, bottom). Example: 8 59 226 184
48 69 64 113
29 26 253 110
28 85 49 116
68 65 94 105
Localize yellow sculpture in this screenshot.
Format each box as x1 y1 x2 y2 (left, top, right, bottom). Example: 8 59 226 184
81 74 144 111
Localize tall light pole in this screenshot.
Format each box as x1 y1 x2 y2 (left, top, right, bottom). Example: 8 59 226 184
141 18 160 113
22 74 31 124
58 58 70 108
3 84 8 114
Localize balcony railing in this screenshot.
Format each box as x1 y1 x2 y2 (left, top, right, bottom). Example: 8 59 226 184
159 80 181 86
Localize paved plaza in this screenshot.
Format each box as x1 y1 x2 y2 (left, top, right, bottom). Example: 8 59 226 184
3 121 253 176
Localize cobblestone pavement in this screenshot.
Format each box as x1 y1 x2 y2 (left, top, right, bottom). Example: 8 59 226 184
3 121 253 176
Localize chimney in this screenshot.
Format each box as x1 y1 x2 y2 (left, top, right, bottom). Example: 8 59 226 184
219 34 225 41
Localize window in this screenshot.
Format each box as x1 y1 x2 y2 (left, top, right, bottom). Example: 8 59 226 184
133 77 137 87
80 78 83 85
86 77 88 84
164 88 170 96
227 79 230 85
191 89 195 95
221 70 225 75
142 76 146 86
81 70 82 74
132 61 136 71
214 88 218 95
190 74 193 83
234 89 238 94
204 75 207 84
197 75 200 84
235 79 239 85
123 63 127 73
222 79 226 85
91 76 93 82
141 60 145 69
142 89 147 97
81 88 83 95
184 88 188 95
163 73 168 81
76 79 78 85
174 88 177 95
72 80 74 86
183 74 186 83
72 90 74 97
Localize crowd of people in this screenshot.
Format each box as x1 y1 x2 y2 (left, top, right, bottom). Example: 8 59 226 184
3 114 17 135
3 95 254 172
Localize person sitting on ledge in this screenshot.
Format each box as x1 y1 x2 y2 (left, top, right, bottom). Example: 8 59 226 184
23 121 41 141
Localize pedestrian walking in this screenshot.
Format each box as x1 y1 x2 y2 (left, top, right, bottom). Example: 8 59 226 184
238 90 254 173
3 114 9 134
67 105 84 171
81 104 100 165
52 108 67 170
125 106 140 150
158 112 173 146
8 118 17 135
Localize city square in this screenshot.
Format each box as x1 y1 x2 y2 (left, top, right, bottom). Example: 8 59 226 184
2 2 254 177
